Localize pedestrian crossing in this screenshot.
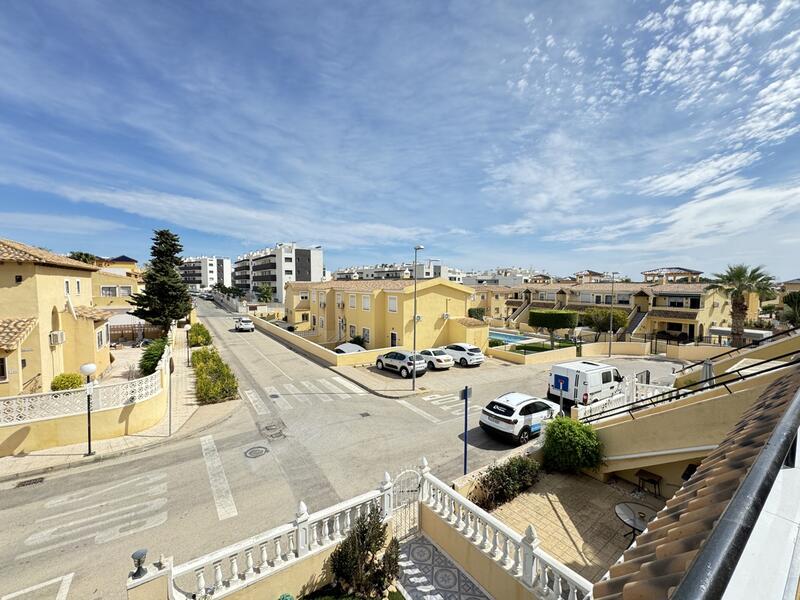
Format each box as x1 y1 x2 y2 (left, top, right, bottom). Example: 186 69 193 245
253 377 369 412
421 393 483 417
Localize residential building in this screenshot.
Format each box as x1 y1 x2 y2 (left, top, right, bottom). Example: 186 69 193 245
284 278 488 351
0 238 111 396
92 270 142 309
468 285 519 319
574 269 610 284
332 260 463 282
92 254 141 276
234 244 323 303
462 267 552 287
178 256 232 292
642 266 703 283
784 278 800 295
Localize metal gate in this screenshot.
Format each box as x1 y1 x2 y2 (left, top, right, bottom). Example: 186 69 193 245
392 468 421 541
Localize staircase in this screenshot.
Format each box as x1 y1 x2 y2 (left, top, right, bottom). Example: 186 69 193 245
625 307 648 335
509 300 531 324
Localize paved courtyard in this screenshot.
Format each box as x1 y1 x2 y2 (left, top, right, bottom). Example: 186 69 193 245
399 536 490 600
492 473 665 582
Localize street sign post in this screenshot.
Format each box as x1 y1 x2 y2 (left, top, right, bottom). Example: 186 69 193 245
462 385 472 475
553 374 569 416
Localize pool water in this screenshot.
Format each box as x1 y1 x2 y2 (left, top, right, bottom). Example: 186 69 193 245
489 330 535 344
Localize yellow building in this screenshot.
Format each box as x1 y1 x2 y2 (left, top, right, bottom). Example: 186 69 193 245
93 254 141 275
285 278 488 351
92 269 142 308
0 239 112 397
468 285 519 319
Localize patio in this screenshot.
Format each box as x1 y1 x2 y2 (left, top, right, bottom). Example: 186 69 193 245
491 472 665 582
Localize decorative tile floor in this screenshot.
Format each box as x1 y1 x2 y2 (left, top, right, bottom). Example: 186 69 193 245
399 536 489 600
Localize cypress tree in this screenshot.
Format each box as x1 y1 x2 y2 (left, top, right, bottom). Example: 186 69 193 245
131 230 192 331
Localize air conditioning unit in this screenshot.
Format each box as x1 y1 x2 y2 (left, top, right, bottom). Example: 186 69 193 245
442 313 450 320
49 330 66 346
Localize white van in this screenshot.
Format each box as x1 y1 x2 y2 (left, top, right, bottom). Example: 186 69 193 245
547 360 624 406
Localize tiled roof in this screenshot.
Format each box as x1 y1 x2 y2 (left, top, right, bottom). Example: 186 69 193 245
0 238 98 271
593 367 800 600
642 267 703 275
287 279 413 292
471 285 516 293
452 317 486 327
648 309 699 320
784 278 800 284
650 283 708 294
529 301 557 309
108 255 137 263
568 283 648 293
0 318 37 351
74 305 112 321
524 283 567 292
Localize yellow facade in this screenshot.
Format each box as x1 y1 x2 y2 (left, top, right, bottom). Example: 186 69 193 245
285 278 489 351
0 240 112 397
92 269 142 308
468 285 518 319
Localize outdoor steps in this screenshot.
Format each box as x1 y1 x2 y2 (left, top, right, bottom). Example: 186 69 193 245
625 309 647 335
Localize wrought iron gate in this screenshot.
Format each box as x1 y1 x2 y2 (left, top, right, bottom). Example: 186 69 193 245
392 468 421 541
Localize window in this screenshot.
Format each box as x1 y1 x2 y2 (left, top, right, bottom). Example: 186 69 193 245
320 317 325 328
301 313 309 322
667 322 683 332
546 292 556 300
362 295 371 311
539 292 546 300
96 329 104 349
75 280 81 295
669 297 686 307
480 294 486 300
0 357 6 382
349 325 356 338
605 295 612 304
580 292 592 303
64 280 70 295
285 256 293 262
299 291 309 301
312 315 317 328
617 293 631 305
284 270 293 275
388 296 398 312
336 292 342 305
119 286 132 297
602 371 612 384
101 286 118 297
349 294 356 308
362 328 370 343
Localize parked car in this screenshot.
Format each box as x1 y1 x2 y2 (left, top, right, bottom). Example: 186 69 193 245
420 348 454 370
334 342 366 354
235 317 255 332
547 360 624 406
443 343 485 367
375 350 427 378
479 392 559 445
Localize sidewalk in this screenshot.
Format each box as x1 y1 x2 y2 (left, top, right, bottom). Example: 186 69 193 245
0 333 239 483
331 365 420 398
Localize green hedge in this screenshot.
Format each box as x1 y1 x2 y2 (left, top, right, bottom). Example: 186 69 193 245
488 338 506 347
192 347 238 404
470 455 540 510
542 417 603 473
51 372 84 391
188 322 212 347
139 338 168 375
468 307 485 321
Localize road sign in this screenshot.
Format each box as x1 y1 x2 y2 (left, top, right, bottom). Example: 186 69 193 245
461 386 472 400
553 374 569 392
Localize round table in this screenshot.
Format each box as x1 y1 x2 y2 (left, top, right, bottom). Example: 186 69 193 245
615 502 657 544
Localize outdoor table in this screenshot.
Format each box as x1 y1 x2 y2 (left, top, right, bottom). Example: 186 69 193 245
615 502 657 545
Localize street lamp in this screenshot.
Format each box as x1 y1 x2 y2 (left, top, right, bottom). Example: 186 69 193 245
412 244 424 391
80 362 97 457
184 323 191 366
608 271 619 357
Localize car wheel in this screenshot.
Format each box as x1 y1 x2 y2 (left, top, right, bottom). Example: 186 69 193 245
400 367 409 378
427 361 435 370
376 360 384 370
518 428 531 445
460 358 467 367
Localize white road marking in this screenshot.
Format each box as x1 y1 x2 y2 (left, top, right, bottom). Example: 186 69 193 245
264 386 293 410
1 573 74 600
300 380 334 402
243 389 268 416
396 400 441 424
200 436 238 521
332 376 368 395
45 472 166 508
37 484 166 522
318 379 351 398
284 383 311 405
237 332 293 381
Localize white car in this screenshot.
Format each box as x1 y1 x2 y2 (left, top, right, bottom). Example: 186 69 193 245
375 350 427 379
334 343 366 354
444 343 485 367
479 393 559 445
235 317 255 332
420 348 454 370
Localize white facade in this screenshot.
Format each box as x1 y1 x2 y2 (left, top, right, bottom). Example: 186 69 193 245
234 243 323 303
333 260 463 282
462 267 552 287
179 256 232 291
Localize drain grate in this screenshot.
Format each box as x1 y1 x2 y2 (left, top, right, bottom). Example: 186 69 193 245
244 446 269 459
360 412 371 418
267 431 285 440
269 394 279 399
15 477 44 488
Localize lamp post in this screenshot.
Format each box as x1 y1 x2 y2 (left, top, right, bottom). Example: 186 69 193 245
608 271 619 357
412 245 424 391
80 362 97 457
184 323 191 367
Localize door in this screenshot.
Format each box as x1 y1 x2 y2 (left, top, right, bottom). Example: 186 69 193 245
390 331 398 347
688 324 695 340
526 401 553 434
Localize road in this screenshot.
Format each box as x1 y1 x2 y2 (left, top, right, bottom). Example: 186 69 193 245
0 299 679 599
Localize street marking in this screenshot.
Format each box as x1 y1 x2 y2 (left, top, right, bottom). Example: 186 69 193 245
284 383 311 405
300 380 334 402
318 378 350 398
45 472 166 508
237 331 294 381
396 400 441 424
200 436 238 521
264 386 292 410
1 573 74 600
243 389 268 416
332 376 368 395
38 484 166 522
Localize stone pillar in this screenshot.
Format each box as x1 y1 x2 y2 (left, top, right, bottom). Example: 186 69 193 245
294 501 310 558
126 557 172 600
521 525 540 588
380 472 393 520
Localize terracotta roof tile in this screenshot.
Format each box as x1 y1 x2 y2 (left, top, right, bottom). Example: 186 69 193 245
0 238 98 271
0 318 37 351
650 283 709 294
74 305 112 321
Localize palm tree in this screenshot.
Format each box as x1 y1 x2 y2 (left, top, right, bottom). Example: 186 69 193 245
256 284 274 303
783 291 800 327
706 265 774 347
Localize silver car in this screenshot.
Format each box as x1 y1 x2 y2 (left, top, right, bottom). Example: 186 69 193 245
375 350 427 378
420 348 454 370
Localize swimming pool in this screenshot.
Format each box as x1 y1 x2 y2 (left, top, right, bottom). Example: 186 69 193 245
489 330 535 344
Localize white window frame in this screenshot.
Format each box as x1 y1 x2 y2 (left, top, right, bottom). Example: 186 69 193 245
96 329 104 350
0 356 7 382
362 327 370 344
299 291 309 301
64 279 70 295
349 325 356 338
362 294 371 311
75 280 81 295
119 286 132 297
101 286 118 297
349 294 356 309
105 322 110 343
388 296 398 313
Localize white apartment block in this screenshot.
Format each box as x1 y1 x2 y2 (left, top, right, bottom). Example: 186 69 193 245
462 267 552 287
179 256 232 291
333 260 463 282
234 243 323 303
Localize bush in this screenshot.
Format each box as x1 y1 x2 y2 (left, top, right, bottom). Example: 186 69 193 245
542 417 603 474
488 338 506 347
138 338 168 375
581 308 630 332
468 307 486 321
349 335 366 347
192 347 238 404
330 506 399 598
51 372 84 391
188 322 212 346
471 455 540 510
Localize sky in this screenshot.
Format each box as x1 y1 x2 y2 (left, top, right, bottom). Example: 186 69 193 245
1 0 799 280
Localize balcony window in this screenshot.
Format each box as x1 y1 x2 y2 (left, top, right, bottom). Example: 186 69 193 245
349 294 356 308
101 286 118 297
667 322 683 332
605 295 612 304
617 294 631 305
96 329 104 349
580 293 592 303
362 295 371 311
388 296 398 313
669 298 686 308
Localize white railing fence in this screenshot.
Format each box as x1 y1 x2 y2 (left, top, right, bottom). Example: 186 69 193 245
170 474 393 600
420 464 593 600
574 378 673 421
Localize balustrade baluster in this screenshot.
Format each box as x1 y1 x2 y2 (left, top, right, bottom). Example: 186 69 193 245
259 542 269 570
512 543 521 575
229 553 240 583
501 535 509 567
333 512 341 539
274 536 284 565
537 560 548 594
344 509 352 534
213 561 224 590
568 582 578 600
480 520 488 548
194 568 206 596
491 528 499 558
553 572 562 597
455 502 463 529
471 516 481 543
288 531 296 559
244 547 255 577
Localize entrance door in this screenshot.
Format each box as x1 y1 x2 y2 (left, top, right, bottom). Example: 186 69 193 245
688 324 695 340
390 331 398 347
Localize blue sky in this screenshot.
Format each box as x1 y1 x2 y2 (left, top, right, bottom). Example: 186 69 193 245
1 0 799 279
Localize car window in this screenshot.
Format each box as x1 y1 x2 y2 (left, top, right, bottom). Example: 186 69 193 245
519 403 535 416
385 352 397 360
421 350 430 356
446 345 459 350
467 346 481 353
532 401 551 413
486 402 514 416
602 371 612 384
433 350 446 356
412 354 424 361
335 349 344 354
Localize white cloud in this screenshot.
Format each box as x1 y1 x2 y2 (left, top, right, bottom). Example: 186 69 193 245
0 212 128 235
635 152 760 196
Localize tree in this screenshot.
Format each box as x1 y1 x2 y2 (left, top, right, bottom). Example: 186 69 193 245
212 282 226 293
528 309 578 349
227 286 245 299
68 251 97 264
706 264 775 348
582 307 629 336
256 284 274 303
783 291 800 327
130 230 192 331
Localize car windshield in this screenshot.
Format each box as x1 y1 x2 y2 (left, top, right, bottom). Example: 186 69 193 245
486 402 514 416
467 346 481 353
432 350 447 356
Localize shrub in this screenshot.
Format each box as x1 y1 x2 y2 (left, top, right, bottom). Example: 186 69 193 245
138 338 168 375
542 417 603 474
470 455 540 510
349 335 366 347
581 308 630 333
330 506 399 598
188 322 212 346
529 310 578 349
488 338 506 347
468 307 486 321
287 325 295 332
51 372 84 391
192 347 238 404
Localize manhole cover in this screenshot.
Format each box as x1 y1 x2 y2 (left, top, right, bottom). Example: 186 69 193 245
360 412 371 418
15 477 44 488
244 446 269 459
269 394 279 399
